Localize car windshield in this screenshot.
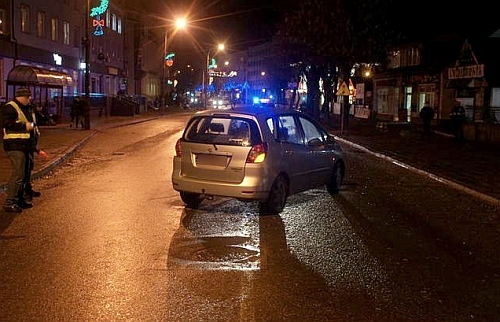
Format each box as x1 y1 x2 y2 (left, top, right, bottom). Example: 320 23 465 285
184 116 259 146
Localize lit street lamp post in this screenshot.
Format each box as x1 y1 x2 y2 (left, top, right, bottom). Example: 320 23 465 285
202 43 224 109
83 0 90 130
161 18 186 113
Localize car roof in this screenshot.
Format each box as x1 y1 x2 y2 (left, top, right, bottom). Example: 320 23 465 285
193 106 305 119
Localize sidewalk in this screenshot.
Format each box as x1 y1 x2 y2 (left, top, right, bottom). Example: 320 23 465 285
329 118 500 206
1 112 499 207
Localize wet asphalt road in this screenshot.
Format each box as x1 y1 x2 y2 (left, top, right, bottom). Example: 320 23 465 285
0 117 499 321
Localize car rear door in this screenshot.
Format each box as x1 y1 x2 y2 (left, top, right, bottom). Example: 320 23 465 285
275 114 312 193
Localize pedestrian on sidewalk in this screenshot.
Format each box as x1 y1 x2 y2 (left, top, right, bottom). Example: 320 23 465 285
1 88 36 212
70 96 84 129
419 101 435 138
450 100 466 141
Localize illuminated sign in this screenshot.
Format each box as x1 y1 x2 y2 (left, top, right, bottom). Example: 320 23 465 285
448 64 484 79
53 53 62 65
90 0 109 36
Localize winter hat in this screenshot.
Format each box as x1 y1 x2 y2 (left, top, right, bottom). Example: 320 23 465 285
15 87 31 97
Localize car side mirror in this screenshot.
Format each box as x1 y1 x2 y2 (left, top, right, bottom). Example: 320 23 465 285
307 138 324 148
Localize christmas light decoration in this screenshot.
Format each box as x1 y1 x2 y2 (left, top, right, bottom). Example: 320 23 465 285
90 0 109 36
90 0 108 16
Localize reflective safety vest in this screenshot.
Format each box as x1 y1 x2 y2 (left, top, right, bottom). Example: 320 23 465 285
3 100 30 140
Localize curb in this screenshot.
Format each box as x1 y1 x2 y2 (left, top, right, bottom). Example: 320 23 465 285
334 136 500 207
0 116 161 193
0 132 96 193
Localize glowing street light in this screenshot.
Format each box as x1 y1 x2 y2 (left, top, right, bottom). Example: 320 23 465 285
161 17 187 112
203 43 225 109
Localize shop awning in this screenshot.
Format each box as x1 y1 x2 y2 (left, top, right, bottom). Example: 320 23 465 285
7 65 73 86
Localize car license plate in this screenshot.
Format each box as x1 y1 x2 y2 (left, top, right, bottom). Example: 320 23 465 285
195 154 229 167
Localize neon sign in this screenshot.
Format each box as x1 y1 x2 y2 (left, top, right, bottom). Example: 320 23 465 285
90 0 109 36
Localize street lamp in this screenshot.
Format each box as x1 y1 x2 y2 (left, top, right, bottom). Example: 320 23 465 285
203 43 224 109
83 0 90 130
161 18 187 112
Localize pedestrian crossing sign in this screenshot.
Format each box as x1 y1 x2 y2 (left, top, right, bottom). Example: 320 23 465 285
336 81 350 96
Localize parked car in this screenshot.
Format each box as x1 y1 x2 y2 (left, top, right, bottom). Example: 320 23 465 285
171 106 346 215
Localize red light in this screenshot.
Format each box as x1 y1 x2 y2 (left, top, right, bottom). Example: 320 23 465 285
246 142 268 163
175 138 182 157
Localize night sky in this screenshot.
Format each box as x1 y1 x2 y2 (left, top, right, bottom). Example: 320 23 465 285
140 0 281 70
134 0 498 70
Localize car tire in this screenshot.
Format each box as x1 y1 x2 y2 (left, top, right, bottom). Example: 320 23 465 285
180 191 204 209
326 164 343 195
258 175 288 215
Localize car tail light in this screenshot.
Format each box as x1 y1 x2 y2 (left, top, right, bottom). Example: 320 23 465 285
175 138 182 157
246 142 268 163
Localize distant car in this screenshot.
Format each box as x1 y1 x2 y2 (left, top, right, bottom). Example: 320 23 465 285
171 106 346 215
210 98 231 109
252 97 275 108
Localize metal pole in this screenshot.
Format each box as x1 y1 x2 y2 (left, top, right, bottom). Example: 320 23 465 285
161 30 167 113
84 0 91 130
201 66 205 109
204 51 210 109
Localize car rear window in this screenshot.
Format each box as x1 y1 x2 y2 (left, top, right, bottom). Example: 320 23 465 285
184 116 261 146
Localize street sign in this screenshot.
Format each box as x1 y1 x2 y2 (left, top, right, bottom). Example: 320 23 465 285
336 81 350 96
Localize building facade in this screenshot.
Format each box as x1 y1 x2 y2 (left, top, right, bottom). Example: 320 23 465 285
372 34 500 132
0 0 165 119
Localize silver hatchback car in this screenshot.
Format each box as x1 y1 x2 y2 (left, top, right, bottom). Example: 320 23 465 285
172 106 345 215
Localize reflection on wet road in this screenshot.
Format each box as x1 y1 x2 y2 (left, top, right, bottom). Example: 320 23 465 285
161 189 392 322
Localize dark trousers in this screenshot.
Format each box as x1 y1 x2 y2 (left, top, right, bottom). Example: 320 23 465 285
422 121 432 137
71 114 84 128
4 150 27 207
23 152 35 200
453 121 465 140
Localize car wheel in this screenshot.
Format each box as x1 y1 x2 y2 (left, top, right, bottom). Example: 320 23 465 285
180 191 204 209
259 175 288 215
326 164 343 194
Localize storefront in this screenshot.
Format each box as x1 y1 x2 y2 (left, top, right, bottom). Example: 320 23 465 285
6 65 73 123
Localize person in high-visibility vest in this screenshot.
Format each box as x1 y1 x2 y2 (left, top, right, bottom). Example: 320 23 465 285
2 88 38 212
22 102 48 202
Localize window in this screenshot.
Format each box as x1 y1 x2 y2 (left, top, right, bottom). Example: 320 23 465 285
402 47 420 67
491 88 500 108
185 117 255 146
387 47 421 69
377 88 390 114
21 4 30 33
51 18 58 41
387 51 400 69
111 14 116 31
117 17 121 34
73 26 80 48
277 115 302 144
106 11 110 28
299 116 322 145
0 9 6 34
62 21 70 45
418 85 435 111
37 11 45 37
